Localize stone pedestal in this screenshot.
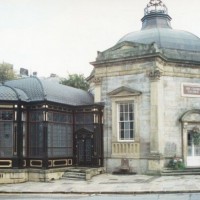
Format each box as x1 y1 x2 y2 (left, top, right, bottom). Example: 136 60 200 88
147 153 164 174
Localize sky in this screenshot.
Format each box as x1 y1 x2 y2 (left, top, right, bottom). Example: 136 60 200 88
0 0 199 78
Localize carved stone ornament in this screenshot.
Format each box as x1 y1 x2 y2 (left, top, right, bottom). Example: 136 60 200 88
148 69 162 81
93 77 102 85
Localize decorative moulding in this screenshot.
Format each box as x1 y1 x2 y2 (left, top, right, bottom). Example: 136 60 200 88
108 86 142 97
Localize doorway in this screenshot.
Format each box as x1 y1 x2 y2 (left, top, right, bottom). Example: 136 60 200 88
76 130 94 166
187 130 200 167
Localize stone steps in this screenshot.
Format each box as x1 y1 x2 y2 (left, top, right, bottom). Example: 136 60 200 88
62 167 105 180
62 168 87 180
62 171 86 180
161 168 200 176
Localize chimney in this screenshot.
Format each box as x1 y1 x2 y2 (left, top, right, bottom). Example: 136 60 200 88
33 72 37 76
20 68 29 76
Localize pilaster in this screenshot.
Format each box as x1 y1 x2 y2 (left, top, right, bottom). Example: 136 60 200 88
93 77 102 103
147 69 164 172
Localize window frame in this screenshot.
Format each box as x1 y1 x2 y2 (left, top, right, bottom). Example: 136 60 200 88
0 109 14 157
47 110 73 158
108 87 141 143
117 101 135 142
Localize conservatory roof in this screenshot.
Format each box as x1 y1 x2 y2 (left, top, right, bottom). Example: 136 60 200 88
1 76 93 106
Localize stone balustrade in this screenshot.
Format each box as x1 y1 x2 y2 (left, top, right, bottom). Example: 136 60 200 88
112 142 140 158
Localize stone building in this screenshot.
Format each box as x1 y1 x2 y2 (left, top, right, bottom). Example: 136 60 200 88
89 0 200 173
1 0 200 183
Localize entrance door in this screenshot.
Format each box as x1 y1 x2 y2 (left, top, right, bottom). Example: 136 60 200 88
187 131 200 167
77 131 93 166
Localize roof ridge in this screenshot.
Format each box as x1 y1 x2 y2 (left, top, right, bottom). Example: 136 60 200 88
31 76 47 100
3 84 21 100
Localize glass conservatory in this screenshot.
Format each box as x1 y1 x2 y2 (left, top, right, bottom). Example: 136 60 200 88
0 77 103 170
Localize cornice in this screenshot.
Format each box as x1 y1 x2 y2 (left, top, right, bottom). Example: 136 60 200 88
91 52 200 69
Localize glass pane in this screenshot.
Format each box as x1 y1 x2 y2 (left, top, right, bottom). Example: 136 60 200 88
125 104 128 112
119 122 124 130
188 146 192 156
60 114 67 122
125 113 128 121
0 122 13 157
130 122 133 129
2 111 13 120
129 104 134 112
47 121 73 157
124 130 129 139
124 122 129 130
29 122 44 157
120 104 124 112
53 113 59 122
75 114 84 124
30 111 43 121
195 147 200 156
84 114 93 124
120 113 124 121
120 130 124 139
66 114 72 123
129 113 133 120
130 130 134 139
48 112 53 121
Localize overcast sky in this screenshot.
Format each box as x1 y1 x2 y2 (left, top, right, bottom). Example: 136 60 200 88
0 0 199 77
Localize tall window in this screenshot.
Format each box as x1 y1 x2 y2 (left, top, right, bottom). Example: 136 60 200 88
29 111 44 157
75 112 94 132
0 110 14 157
48 111 73 157
22 111 27 157
118 102 134 141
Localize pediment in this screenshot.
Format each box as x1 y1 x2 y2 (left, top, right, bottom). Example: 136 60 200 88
95 41 159 62
108 86 142 97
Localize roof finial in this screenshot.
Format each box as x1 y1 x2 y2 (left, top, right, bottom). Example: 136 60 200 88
144 0 168 15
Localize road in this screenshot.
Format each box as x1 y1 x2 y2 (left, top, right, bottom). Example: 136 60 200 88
0 193 200 200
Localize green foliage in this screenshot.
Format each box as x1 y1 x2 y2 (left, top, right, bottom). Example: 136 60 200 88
60 73 89 91
0 62 16 83
168 156 185 170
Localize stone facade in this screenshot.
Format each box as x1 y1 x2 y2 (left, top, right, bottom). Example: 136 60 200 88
90 52 200 173
89 1 200 173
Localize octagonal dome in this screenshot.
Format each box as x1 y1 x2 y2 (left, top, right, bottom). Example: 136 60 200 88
118 28 200 52
118 1 200 52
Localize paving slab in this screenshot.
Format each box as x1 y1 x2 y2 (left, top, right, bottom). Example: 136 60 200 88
0 174 200 194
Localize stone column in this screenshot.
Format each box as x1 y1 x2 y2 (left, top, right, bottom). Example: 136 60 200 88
94 77 102 103
148 69 164 172
182 122 188 165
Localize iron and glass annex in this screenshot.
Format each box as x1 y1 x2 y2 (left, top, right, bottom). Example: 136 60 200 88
0 76 103 169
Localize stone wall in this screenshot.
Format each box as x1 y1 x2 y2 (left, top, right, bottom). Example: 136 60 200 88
93 53 200 173
163 74 200 158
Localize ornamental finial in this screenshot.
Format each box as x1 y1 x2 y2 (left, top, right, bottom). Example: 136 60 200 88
144 0 168 15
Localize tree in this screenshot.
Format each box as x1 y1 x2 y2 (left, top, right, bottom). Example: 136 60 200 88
60 73 89 91
0 62 16 84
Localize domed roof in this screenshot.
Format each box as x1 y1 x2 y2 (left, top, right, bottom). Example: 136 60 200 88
118 28 200 52
4 76 93 106
118 0 200 52
0 85 28 101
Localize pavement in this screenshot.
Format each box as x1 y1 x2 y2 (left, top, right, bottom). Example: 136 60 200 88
0 174 200 194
